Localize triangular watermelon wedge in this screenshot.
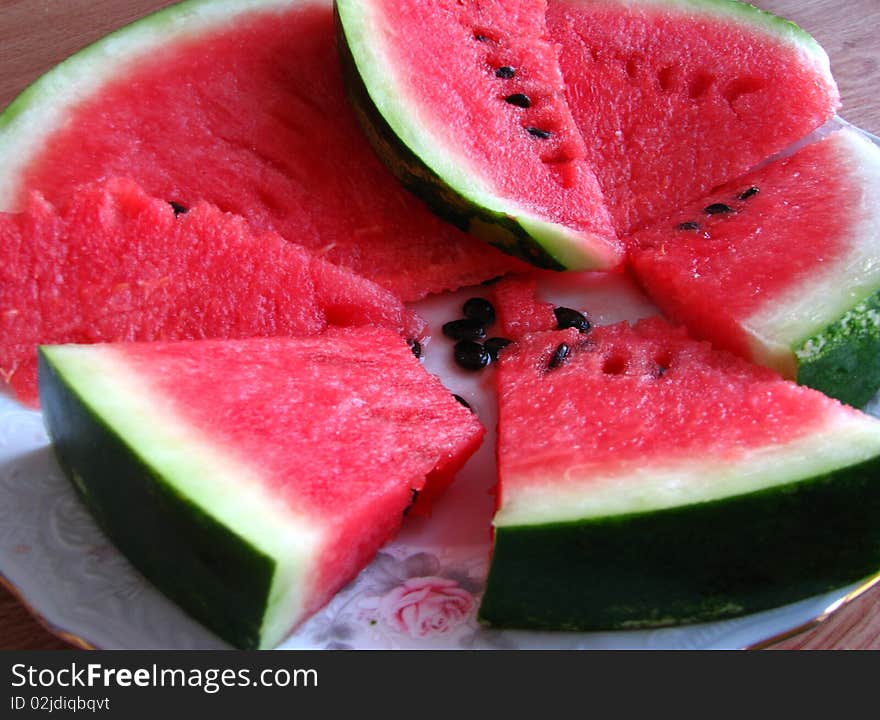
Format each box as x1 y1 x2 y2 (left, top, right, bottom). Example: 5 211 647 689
480 315 880 630
0 177 424 406
336 0 621 271
629 126 880 408
549 0 841 233
39 330 485 649
0 0 525 301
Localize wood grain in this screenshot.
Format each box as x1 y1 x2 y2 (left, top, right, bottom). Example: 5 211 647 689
1 0 879 650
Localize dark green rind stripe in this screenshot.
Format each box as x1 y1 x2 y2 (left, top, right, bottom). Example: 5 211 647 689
479 457 880 631
38 350 275 650
334 7 566 271
795 288 880 409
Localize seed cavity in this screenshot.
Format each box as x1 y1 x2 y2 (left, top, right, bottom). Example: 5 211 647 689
506 93 532 108
625 57 639 78
526 127 552 139
554 307 591 333
722 77 764 107
169 201 188 216
602 355 627 375
657 66 677 91
463 297 496 326
407 339 422 359
548 343 571 370
655 351 673 378
484 337 512 361
688 71 715 99
454 340 491 371
495 66 516 79
443 318 486 341
704 203 734 215
739 186 759 200
676 221 700 231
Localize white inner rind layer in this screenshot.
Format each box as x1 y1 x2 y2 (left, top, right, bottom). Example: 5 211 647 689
494 406 880 528
743 128 880 377
41 344 326 650
335 0 619 271
0 0 322 212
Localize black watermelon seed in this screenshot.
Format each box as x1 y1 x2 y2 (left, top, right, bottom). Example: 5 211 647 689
526 127 552 139
452 394 473 411
505 93 532 108
739 186 760 200
704 203 734 215
454 340 491 371
407 338 422 359
473 32 490 42
554 306 591 333
442 318 486 341
484 337 512 360
496 66 516 79
676 221 700 231
403 488 420 516
463 297 496 325
169 201 188 215
656 365 668 378
548 343 571 370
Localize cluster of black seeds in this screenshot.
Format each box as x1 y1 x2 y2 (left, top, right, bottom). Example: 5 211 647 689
674 185 760 233
545 306 592 371
444 297 512 371
479 34 554 142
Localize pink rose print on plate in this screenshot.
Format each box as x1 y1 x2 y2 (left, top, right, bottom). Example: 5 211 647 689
377 576 475 638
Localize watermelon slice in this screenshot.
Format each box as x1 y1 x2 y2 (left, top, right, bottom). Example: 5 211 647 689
480 316 880 630
0 177 423 406
629 127 880 408
548 0 841 233
38 330 485 649
0 0 525 301
336 0 622 271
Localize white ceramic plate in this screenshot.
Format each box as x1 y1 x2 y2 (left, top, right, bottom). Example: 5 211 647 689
2 240 879 650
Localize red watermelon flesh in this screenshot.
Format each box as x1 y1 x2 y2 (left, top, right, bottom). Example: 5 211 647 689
548 0 840 233
356 0 617 247
7 1 525 301
492 276 557 339
628 127 880 383
495 318 853 508
0 177 424 405
39 329 485 647
108 331 485 613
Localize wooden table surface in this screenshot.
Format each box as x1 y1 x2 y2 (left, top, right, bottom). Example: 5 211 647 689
1 0 879 651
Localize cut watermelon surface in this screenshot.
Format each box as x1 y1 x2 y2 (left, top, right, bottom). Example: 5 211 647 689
630 127 880 408
480 316 880 630
548 0 840 233
0 0 525 301
0 178 423 406
38 330 485 649
336 0 621 270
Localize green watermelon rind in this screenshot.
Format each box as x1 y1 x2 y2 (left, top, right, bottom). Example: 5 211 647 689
479 454 880 631
0 0 314 211
38 344 322 650
795 288 880 409
333 1 621 272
